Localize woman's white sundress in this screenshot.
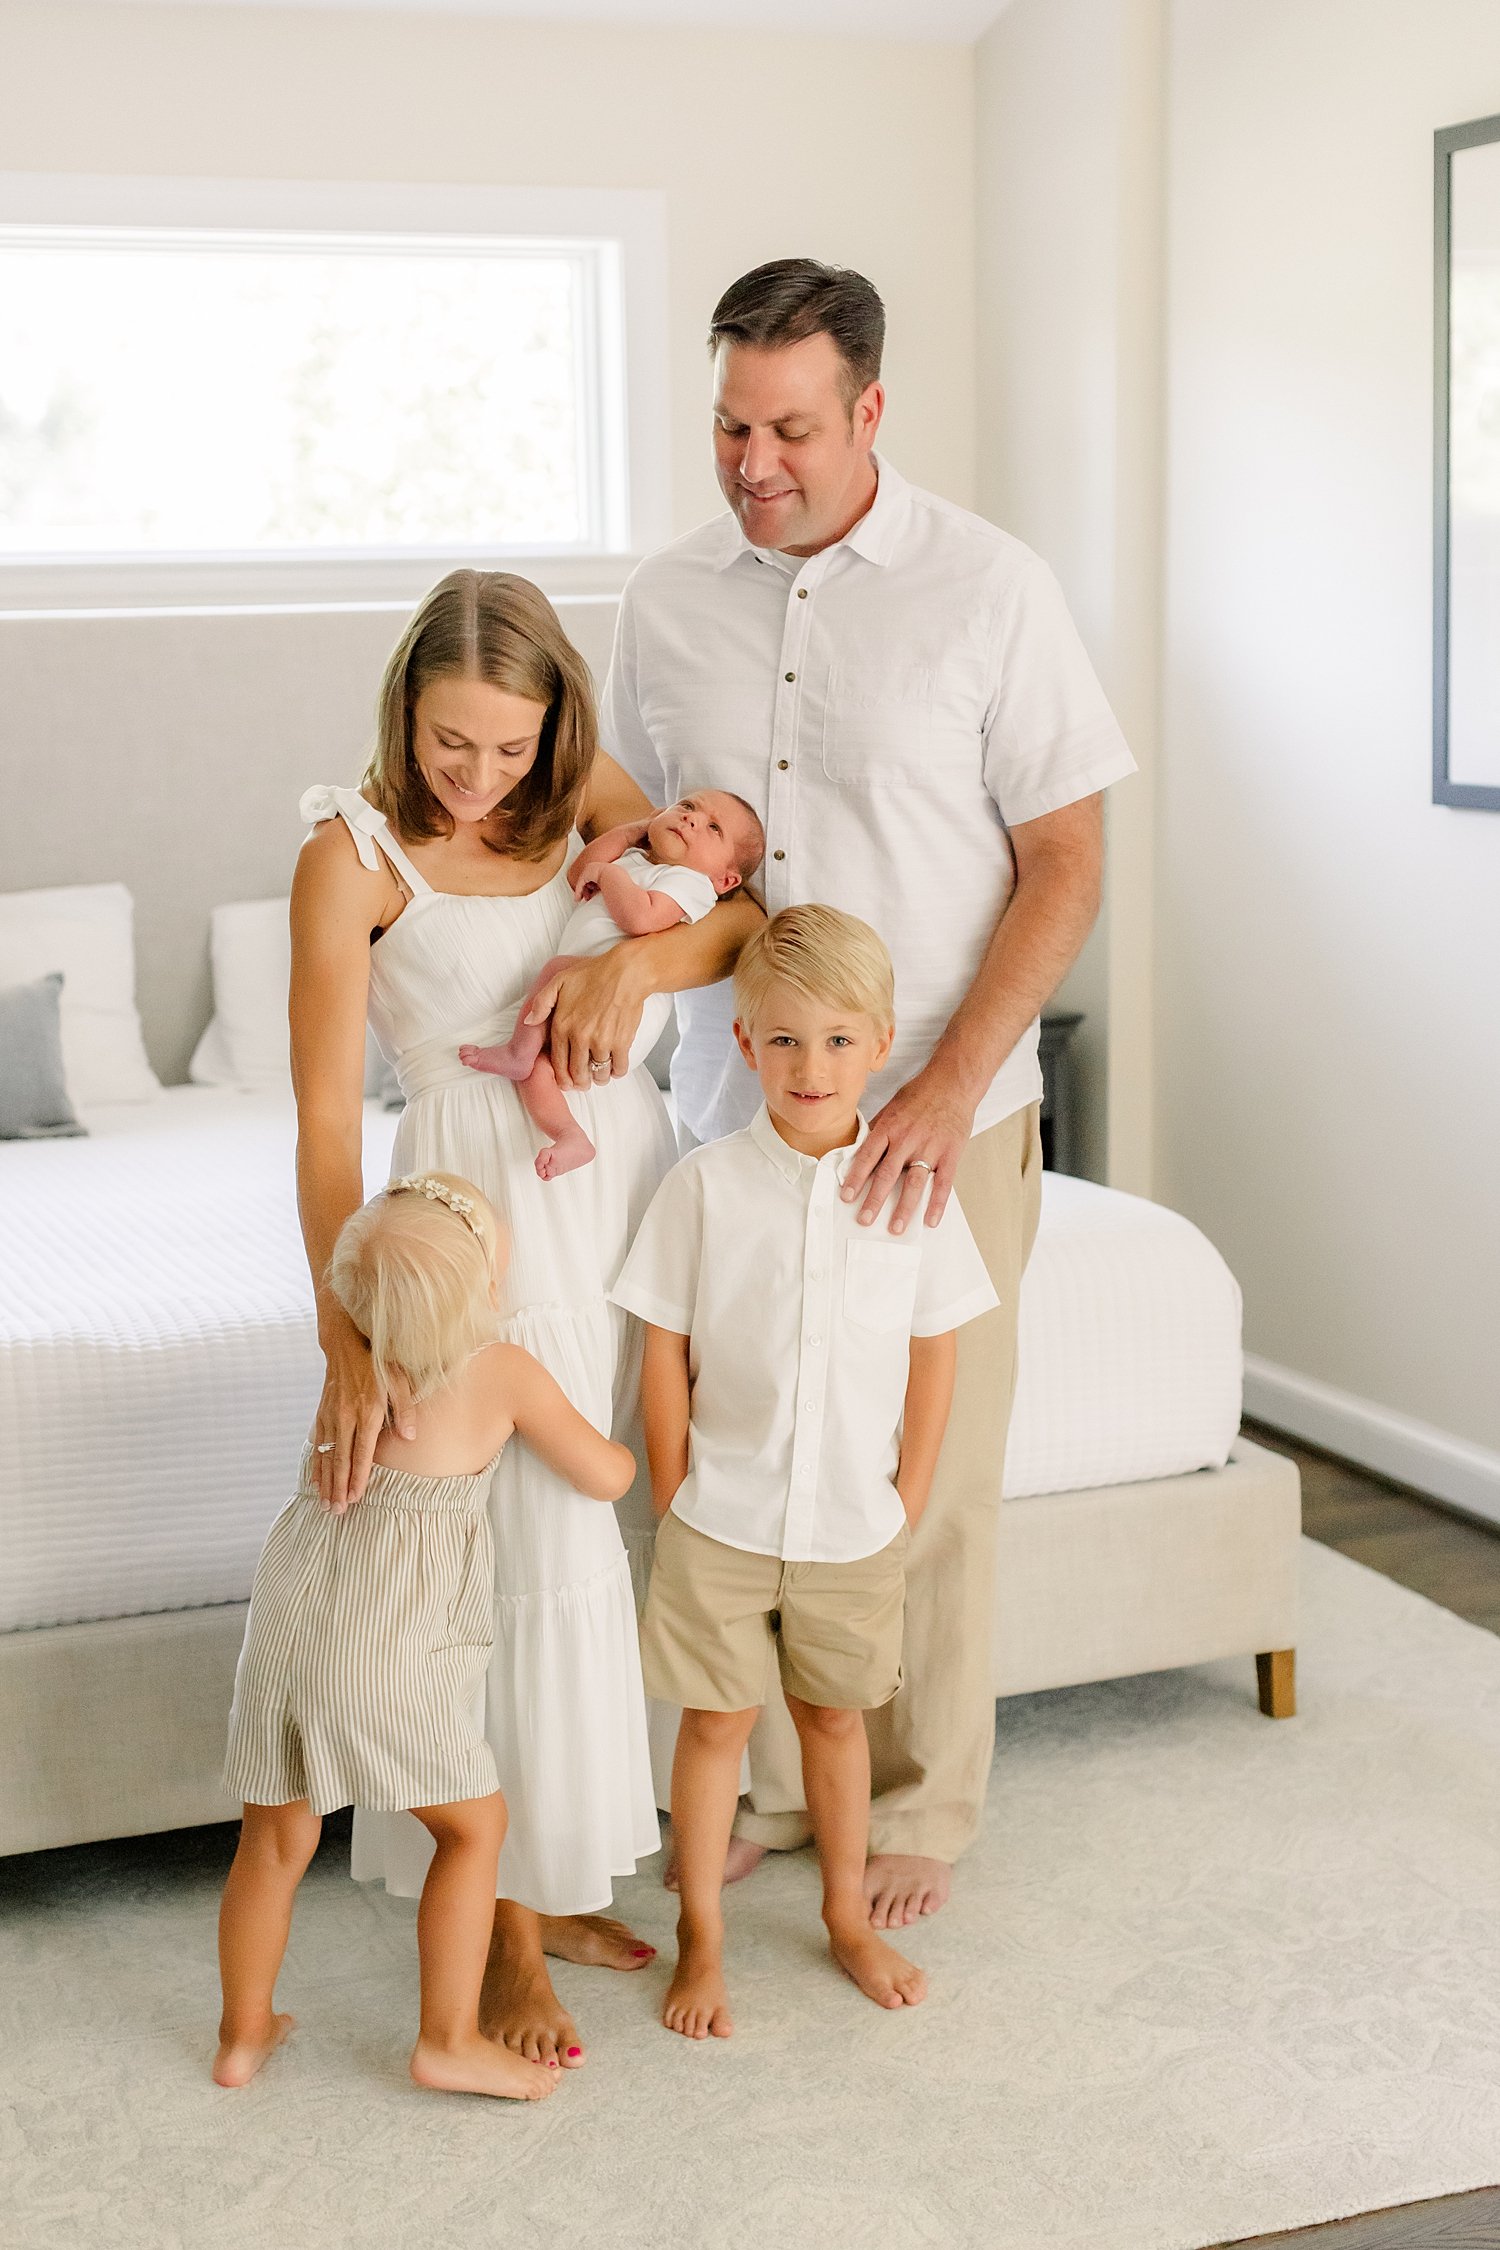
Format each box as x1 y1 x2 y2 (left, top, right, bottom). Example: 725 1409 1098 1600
303 786 672 1916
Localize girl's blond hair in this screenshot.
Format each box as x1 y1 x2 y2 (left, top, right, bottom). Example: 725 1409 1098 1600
366 569 597 864
733 903 895 1031
328 1173 501 1403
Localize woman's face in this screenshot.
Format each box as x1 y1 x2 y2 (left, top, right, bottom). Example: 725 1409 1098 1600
411 675 550 827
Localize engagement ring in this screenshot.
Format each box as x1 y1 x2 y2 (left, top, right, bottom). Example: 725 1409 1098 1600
316 1441 334 1454
589 1060 610 1078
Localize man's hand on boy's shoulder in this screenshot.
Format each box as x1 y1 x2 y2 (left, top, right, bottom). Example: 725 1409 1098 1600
841 1059 981 1235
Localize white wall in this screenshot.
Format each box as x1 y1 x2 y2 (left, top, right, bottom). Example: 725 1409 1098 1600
1160 0 1500 1461
974 0 1163 1191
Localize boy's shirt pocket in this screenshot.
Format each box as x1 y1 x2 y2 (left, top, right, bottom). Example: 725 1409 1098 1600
843 1237 921 1337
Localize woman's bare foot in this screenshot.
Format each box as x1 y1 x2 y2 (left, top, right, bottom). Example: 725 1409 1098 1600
664 1834 765 1893
212 2011 295 2087
828 1924 928 2010
410 2034 558 2101
662 1931 734 2040
480 1955 586 2069
535 1129 594 1182
863 1853 951 1929
538 1912 655 1971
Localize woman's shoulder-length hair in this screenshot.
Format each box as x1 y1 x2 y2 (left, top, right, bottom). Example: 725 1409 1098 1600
365 569 597 862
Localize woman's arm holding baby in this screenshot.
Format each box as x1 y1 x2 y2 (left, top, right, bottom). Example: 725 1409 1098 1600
895 1331 958 1530
544 750 766 1086
640 1325 692 1518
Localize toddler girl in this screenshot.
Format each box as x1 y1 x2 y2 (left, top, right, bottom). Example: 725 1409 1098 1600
214 1171 635 2099
459 791 764 1179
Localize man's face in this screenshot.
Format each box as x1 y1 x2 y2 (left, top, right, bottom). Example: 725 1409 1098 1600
712 334 882 558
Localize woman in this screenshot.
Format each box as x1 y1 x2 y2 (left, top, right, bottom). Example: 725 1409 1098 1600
290 571 759 2067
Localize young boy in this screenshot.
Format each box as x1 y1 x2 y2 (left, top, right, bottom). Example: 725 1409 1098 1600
611 904 1000 2039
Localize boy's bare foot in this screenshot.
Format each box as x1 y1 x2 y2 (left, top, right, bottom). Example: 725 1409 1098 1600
212 2011 295 2087
664 1834 765 1892
538 1912 655 1971
864 1853 950 1928
411 2034 559 2101
479 1956 586 2069
458 1042 528 1081
662 1933 734 2040
535 1129 595 1181
828 1925 928 2010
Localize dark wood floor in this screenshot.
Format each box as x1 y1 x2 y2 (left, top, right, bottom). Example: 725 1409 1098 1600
1210 1426 1500 2250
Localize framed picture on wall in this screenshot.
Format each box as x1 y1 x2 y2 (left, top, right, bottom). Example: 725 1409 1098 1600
1434 111 1500 810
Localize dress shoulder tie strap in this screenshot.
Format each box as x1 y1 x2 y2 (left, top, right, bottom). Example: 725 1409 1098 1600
299 785 433 895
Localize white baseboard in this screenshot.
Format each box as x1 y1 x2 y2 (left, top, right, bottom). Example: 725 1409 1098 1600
1243 1356 1500 1531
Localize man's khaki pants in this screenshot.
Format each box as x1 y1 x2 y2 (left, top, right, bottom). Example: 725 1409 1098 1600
731 1102 1043 1864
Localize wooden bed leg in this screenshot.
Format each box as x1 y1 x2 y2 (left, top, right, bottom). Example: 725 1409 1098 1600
1256 1648 1296 1719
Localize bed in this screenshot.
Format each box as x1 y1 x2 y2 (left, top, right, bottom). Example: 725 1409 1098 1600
0 1085 1298 1857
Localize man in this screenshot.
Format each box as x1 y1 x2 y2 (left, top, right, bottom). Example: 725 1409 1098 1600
599 258 1136 1929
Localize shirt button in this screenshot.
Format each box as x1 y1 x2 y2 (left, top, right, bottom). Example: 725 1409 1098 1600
784 671 796 683
804 1400 817 1414
797 587 808 599
808 1335 822 1347
773 848 785 861
777 759 789 771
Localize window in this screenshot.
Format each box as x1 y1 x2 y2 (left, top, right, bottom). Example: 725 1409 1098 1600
0 178 668 608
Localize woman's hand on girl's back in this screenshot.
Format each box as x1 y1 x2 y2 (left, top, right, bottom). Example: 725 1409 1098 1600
313 1309 416 1513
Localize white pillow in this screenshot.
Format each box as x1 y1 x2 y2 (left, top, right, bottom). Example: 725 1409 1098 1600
0 882 161 1106
190 896 395 1099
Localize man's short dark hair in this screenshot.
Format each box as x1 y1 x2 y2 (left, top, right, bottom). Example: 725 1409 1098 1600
708 259 885 413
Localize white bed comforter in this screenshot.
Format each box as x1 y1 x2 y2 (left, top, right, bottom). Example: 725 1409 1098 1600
0 1091 1241 1634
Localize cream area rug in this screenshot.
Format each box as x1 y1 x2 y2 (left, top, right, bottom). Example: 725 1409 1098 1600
5 1538 1500 2250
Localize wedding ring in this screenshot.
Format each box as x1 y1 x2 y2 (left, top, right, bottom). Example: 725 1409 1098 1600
906 1159 935 1173
316 1441 335 1454
589 1060 610 1078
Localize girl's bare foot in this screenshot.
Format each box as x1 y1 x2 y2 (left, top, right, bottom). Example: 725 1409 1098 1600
538 1912 656 1971
863 1853 950 1928
480 1955 586 2069
212 2011 295 2087
662 1931 734 2040
828 1923 928 2009
410 2035 559 2101
664 1834 765 1892
535 1129 594 1181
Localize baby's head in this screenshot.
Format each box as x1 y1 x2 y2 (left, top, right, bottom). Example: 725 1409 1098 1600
732 904 895 1140
646 791 764 896
329 1172 503 1403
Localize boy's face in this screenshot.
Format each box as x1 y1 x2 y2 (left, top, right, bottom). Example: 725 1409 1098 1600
646 792 748 895
734 978 894 1154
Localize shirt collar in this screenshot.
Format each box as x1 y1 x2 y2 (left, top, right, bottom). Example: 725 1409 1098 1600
712 453 908 575
748 1103 870 1183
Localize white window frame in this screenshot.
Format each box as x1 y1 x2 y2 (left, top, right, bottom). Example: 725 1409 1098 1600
0 174 670 615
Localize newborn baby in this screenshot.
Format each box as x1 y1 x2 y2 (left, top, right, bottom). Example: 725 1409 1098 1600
460 791 765 1180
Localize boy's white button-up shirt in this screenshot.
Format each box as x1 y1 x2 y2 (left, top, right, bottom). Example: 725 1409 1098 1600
611 1108 1000 1564
600 456 1137 1147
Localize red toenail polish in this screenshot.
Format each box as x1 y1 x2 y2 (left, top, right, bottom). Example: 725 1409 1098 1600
633 1946 653 1956
567 2045 582 2057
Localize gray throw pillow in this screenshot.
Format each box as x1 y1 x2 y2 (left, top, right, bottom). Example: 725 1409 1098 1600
0 972 86 1139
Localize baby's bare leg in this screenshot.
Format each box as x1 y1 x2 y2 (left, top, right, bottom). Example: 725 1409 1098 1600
459 955 582 1081
409 1793 558 2101
786 1695 928 2011
521 1055 596 1182
665 1706 760 2040
214 1799 322 2085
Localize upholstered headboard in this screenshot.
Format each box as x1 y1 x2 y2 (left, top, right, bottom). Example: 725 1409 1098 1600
0 593 621 1084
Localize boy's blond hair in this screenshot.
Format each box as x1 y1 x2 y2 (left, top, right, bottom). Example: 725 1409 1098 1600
328 1172 500 1403
733 903 895 1032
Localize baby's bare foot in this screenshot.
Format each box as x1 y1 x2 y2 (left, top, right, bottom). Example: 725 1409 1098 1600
538 1911 655 1971
664 1834 765 1892
663 1930 734 2040
480 1956 586 2070
212 2011 295 2087
535 1131 595 1182
458 1042 527 1081
411 2034 558 2101
828 1923 928 2010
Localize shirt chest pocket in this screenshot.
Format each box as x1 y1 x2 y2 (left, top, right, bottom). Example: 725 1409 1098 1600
821 665 934 788
843 1238 920 1335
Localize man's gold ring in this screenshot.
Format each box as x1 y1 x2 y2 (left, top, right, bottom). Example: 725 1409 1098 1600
906 1159 935 1173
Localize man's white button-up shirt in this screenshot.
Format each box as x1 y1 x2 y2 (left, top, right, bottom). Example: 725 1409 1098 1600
600 457 1137 1147
610 1108 1000 1564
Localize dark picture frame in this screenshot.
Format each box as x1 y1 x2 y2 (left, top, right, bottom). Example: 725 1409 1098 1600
1434 111 1500 810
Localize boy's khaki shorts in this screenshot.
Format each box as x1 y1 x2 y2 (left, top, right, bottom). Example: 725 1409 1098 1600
642 1509 909 1714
